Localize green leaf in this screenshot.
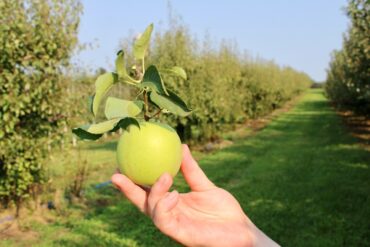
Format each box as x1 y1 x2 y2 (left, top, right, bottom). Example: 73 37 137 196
72 128 102 141
115 50 128 79
149 90 192 117
162 66 187 80
115 50 138 85
88 95 94 114
111 117 140 132
104 97 143 119
73 117 141 140
93 72 118 116
72 118 121 140
133 23 154 60
141 65 168 95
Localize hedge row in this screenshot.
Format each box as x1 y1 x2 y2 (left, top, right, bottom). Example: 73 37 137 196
325 0 369 114
0 0 81 208
142 24 312 141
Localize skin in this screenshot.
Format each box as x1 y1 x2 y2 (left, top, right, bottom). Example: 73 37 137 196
112 144 280 247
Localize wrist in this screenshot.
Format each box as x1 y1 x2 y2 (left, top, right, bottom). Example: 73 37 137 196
231 222 255 247
249 224 280 247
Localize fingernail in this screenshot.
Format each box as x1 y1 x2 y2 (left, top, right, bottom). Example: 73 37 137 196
183 144 190 153
159 174 168 185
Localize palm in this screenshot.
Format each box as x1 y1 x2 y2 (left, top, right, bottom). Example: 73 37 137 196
157 188 251 246
175 189 244 222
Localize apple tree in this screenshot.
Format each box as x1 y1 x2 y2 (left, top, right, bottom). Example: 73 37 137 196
0 0 81 211
326 0 370 113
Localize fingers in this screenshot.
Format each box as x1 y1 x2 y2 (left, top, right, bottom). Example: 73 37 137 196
152 190 179 236
181 144 215 191
147 173 173 216
111 173 147 213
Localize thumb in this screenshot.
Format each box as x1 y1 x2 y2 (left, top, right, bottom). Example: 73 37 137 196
152 190 179 236
180 144 215 191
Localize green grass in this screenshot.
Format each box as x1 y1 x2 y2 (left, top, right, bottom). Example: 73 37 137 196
4 89 370 246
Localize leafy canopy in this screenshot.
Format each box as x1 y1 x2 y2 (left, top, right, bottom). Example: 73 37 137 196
0 0 81 206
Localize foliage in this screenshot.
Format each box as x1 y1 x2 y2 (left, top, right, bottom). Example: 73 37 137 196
74 19 312 143
0 0 81 208
146 23 312 141
73 24 192 141
325 0 370 114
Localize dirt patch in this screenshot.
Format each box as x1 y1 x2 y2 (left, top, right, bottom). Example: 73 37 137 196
0 219 39 244
337 110 370 150
0 207 54 244
242 94 303 133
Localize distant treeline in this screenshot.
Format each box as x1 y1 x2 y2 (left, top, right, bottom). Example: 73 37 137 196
325 0 369 114
141 24 312 141
69 23 313 143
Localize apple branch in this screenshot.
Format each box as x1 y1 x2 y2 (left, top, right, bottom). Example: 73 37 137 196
150 109 162 119
143 91 150 121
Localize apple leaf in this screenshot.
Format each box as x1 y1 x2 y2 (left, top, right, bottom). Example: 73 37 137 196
111 117 140 132
72 118 121 140
115 50 138 85
141 65 168 95
149 90 192 117
88 95 94 114
161 66 187 80
104 97 143 120
73 117 141 140
72 128 102 141
133 23 153 60
93 72 118 116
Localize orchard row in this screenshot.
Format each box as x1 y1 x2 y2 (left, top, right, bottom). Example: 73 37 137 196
325 0 369 114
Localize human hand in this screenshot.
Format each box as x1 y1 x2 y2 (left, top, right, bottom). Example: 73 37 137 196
112 144 279 247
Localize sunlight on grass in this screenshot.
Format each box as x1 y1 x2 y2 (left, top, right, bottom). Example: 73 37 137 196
248 199 285 210
6 89 369 247
346 163 368 169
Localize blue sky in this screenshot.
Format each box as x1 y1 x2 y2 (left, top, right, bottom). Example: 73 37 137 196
73 0 349 81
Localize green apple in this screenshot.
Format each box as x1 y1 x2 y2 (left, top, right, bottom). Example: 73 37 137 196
117 121 182 186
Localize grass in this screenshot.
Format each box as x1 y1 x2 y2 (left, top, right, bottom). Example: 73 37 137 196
3 89 370 246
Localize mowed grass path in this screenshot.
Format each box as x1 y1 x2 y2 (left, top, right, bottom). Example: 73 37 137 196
5 89 370 246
